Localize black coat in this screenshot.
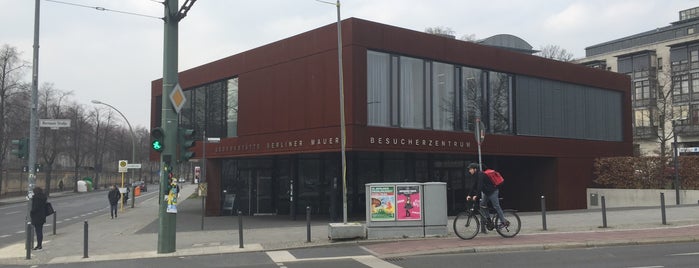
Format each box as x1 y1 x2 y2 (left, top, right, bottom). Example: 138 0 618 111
469 170 496 196
108 188 121 205
30 192 47 226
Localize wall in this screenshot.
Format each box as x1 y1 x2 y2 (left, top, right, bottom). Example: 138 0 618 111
586 188 699 208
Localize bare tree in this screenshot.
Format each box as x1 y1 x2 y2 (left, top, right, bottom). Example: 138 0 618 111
537 44 575 62
38 84 72 194
425 26 456 37
0 44 29 193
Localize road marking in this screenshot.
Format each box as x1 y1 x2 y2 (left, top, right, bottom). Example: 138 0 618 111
15 230 24 234
265 250 399 268
0 235 10 238
354 255 403 268
4 211 20 215
671 252 699 256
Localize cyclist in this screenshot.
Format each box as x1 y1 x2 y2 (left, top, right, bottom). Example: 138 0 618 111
466 163 509 230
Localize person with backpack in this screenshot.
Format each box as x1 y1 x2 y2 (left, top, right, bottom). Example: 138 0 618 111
466 163 509 230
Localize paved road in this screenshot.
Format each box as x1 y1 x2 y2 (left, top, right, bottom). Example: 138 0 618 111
0 183 697 266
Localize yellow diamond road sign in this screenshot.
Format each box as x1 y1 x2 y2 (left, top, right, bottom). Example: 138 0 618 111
170 83 186 114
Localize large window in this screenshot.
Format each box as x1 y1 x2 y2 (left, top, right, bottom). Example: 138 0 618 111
461 67 482 132
366 50 512 135
432 62 455 130
489 71 512 134
367 51 391 126
181 78 235 139
227 77 238 137
400 56 426 129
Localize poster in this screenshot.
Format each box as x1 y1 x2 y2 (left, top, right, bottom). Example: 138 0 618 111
370 186 395 221
396 185 421 221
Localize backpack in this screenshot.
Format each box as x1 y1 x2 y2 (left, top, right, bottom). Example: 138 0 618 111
484 169 504 187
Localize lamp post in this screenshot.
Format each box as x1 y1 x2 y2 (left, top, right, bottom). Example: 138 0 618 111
671 118 686 205
91 100 136 187
316 0 347 224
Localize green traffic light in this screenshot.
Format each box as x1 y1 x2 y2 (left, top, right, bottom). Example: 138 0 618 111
152 140 164 152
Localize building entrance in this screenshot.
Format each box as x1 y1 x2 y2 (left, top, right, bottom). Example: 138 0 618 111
241 169 275 215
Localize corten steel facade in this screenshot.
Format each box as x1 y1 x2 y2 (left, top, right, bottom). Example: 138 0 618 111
151 18 632 217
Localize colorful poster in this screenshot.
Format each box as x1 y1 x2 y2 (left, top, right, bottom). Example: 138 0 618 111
370 186 396 221
396 185 421 221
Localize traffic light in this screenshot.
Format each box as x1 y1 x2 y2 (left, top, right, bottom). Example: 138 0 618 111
11 138 28 159
151 127 165 152
178 127 195 162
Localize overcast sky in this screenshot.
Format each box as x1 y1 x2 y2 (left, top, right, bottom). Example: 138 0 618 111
2 0 695 128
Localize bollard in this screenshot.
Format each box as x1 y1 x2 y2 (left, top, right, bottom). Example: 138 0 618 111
53 211 57 235
540 195 547 231
660 193 667 225
83 220 88 258
26 222 32 260
601 195 608 228
306 206 311 243
238 210 244 248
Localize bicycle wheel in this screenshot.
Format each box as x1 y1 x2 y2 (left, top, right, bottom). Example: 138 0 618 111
453 211 480 240
495 211 521 238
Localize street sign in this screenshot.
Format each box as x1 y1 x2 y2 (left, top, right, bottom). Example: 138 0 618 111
126 163 142 169
118 160 128 173
169 83 186 114
39 119 71 129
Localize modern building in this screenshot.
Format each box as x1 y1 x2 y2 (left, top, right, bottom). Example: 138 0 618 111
151 18 632 217
578 6 699 157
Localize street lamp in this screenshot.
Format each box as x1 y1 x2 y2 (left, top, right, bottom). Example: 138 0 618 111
316 0 347 224
671 117 687 205
91 100 136 190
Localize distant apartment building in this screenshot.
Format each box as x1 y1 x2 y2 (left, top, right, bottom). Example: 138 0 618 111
578 7 699 156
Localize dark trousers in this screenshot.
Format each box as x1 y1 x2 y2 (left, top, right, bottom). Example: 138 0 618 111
34 224 44 247
110 204 118 218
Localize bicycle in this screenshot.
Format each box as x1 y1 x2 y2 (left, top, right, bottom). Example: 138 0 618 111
453 200 521 239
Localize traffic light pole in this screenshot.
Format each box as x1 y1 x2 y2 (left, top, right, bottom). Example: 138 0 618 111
158 0 179 254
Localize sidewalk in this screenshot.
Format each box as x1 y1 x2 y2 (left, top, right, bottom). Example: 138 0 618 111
0 185 698 265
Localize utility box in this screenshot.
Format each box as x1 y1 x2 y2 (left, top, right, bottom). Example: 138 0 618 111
365 182 447 239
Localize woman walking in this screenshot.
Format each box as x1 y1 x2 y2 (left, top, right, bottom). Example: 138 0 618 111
30 187 47 250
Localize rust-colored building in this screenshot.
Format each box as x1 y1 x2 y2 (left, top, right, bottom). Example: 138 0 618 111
151 18 632 217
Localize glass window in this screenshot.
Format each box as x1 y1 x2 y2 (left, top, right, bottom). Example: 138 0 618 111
227 78 238 137
367 51 391 126
692 104 699 125
206 82 225 137
634 80 651 101
432 62 455 131
692 73 699 94
489 71 512 134
673 74 690 95
399 56 426 129
461 67 482 132
634 109 651 127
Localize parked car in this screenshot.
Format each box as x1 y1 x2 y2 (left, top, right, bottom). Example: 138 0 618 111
132 181 147 192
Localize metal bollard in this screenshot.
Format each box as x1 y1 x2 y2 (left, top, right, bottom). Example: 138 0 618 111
26 222 32 260
238 210 244 248
306 206 311 243
53 211 57 235
540 195 547 231
83 221 88 258
660 193 667 225
601 195 608 228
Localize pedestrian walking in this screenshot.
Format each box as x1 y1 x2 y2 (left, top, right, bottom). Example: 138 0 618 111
58 180 64 192
108 184 120 219
30 187 48 250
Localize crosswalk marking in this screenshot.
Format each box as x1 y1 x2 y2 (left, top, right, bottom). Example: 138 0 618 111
266 250 402 268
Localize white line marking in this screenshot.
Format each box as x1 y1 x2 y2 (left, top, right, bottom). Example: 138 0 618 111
0 235 10 238
671 252 699 256
266 251 296 263
5 211 20 215
354 255 403 268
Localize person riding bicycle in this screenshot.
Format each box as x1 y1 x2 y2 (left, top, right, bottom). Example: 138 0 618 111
466 162 509 230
